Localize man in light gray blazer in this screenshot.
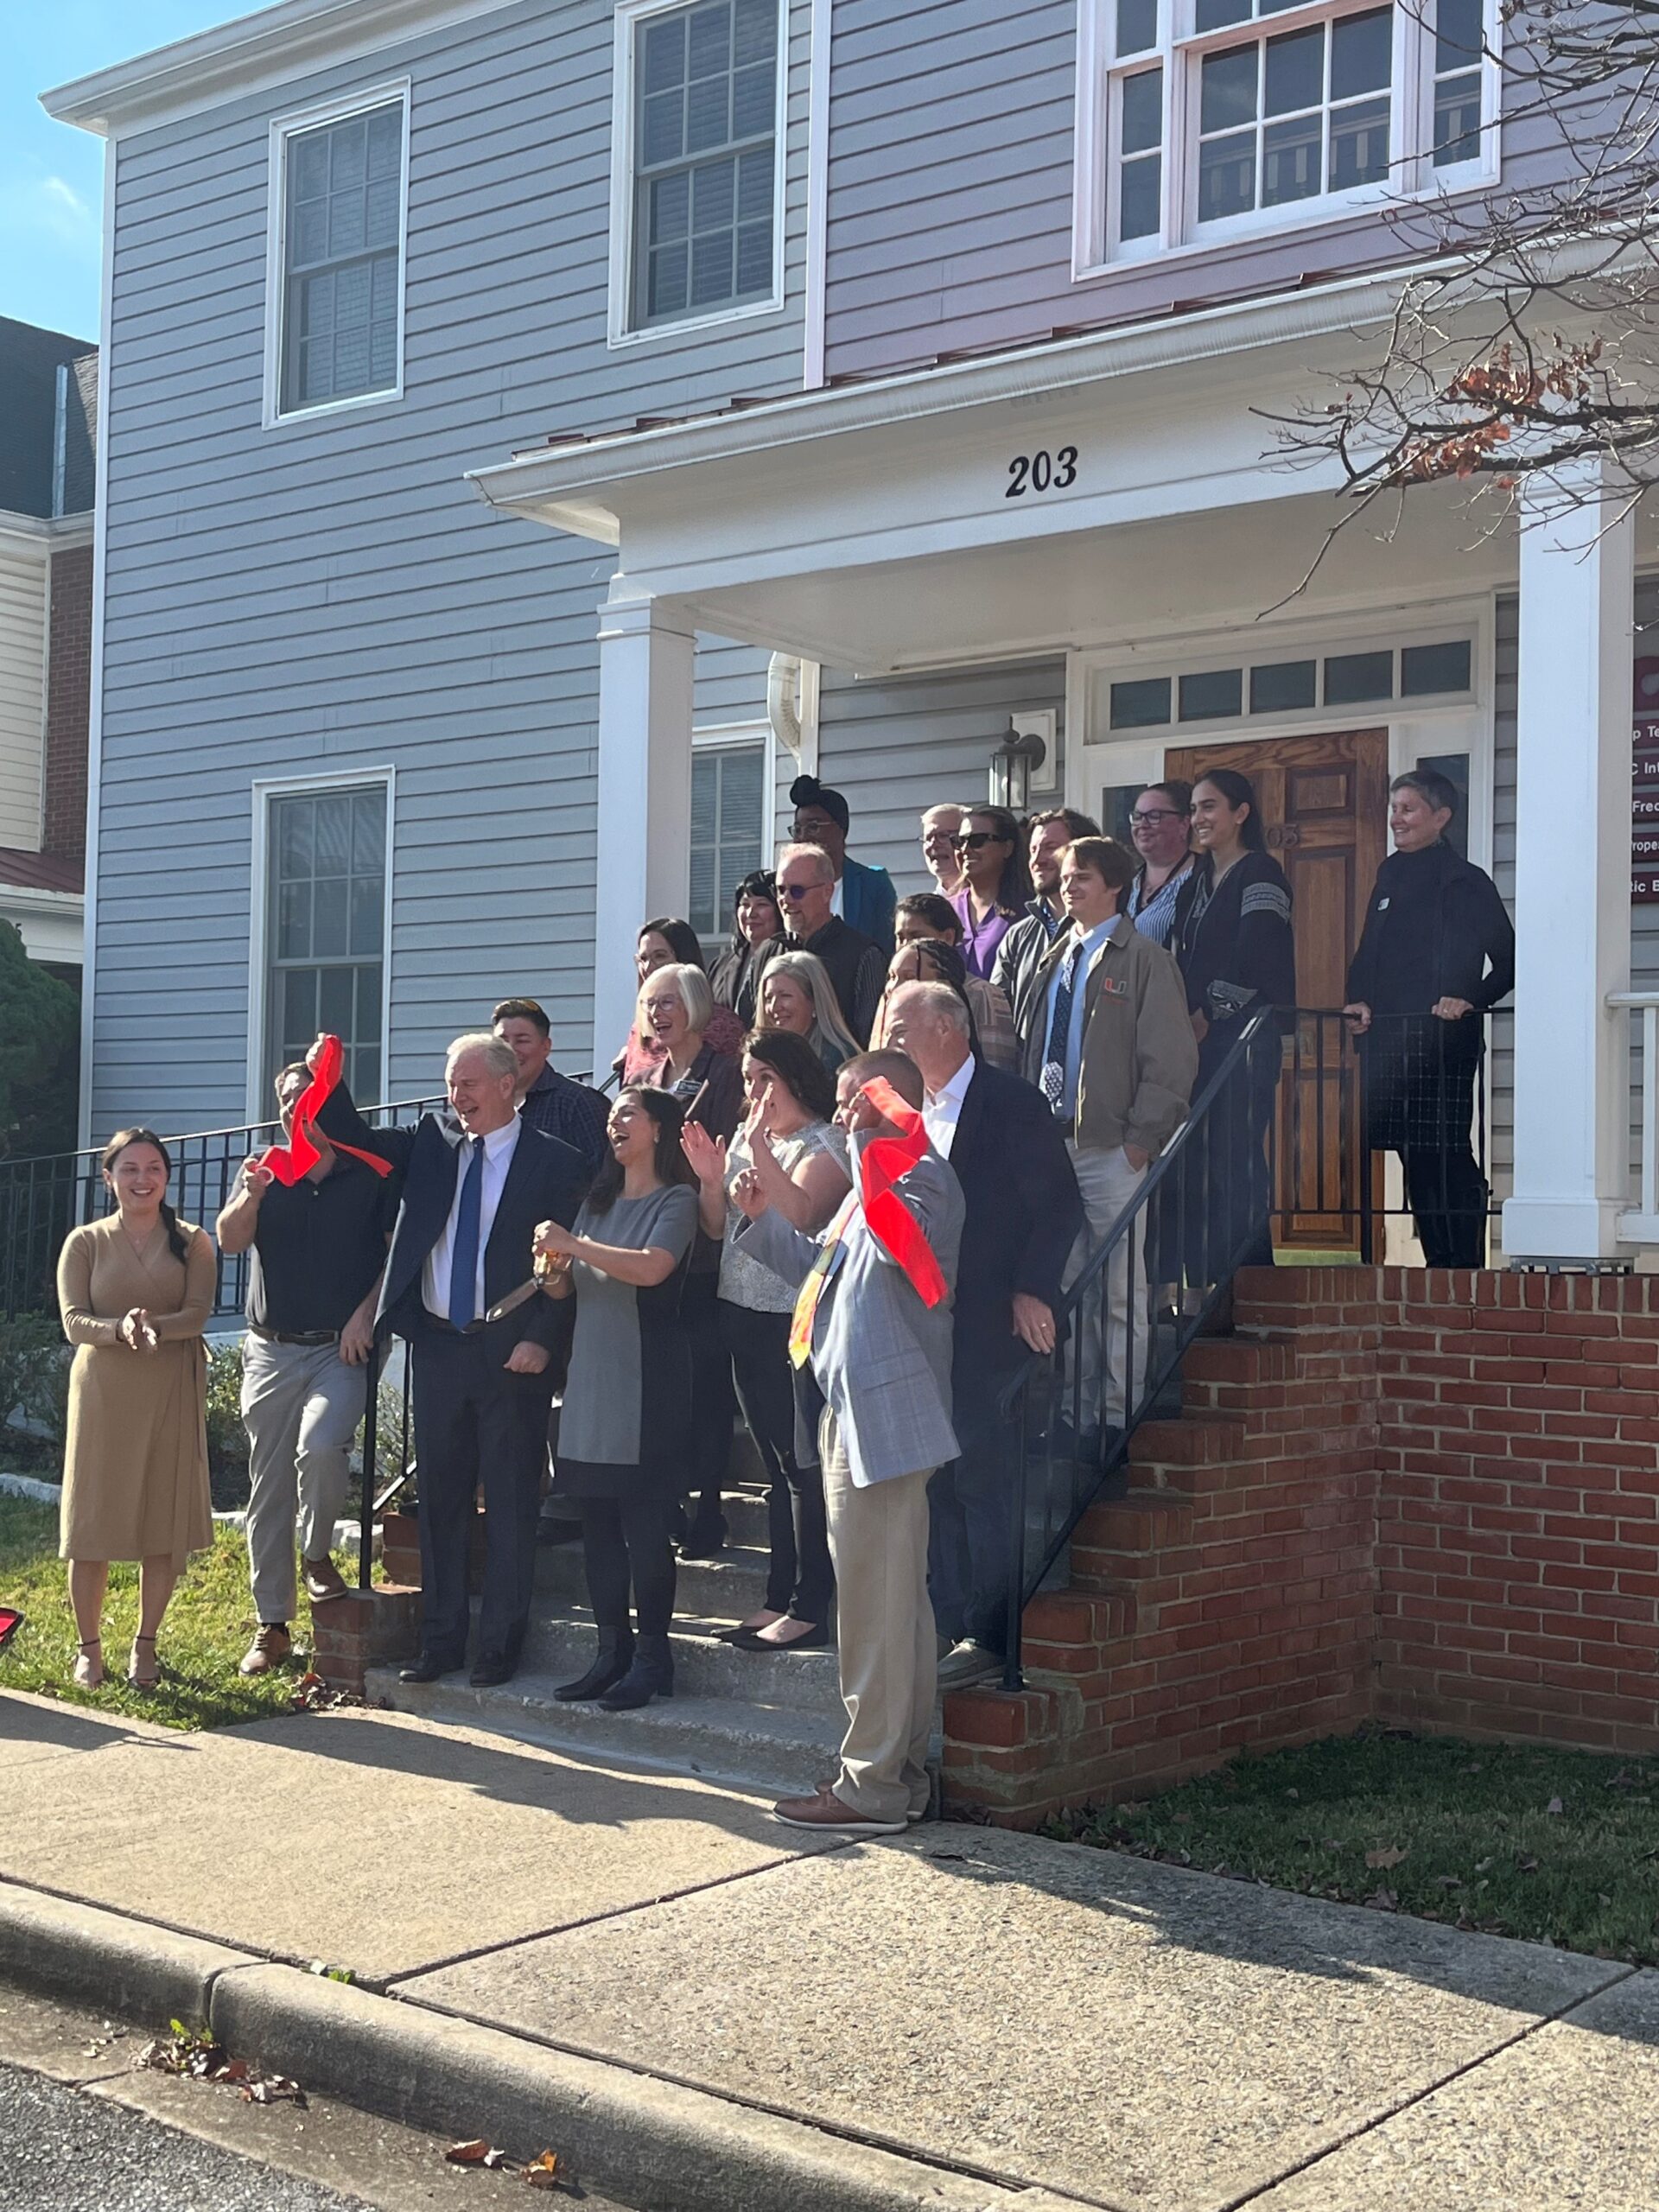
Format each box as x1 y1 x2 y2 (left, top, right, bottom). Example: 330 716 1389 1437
734 1050 963 1836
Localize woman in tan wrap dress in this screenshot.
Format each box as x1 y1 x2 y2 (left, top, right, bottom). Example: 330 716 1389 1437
57 1128 215 1688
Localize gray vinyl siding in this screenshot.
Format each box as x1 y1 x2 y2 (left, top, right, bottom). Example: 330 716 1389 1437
815 658 1067 894
93 0 811 1131
822 0 1575 379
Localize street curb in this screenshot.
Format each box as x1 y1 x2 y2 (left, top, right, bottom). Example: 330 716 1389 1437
0 1878 251 2028
0 1884 1088 2212
213 1965 1059 2212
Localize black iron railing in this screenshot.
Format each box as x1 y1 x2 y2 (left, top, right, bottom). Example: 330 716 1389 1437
0 1097 444 1326
995 1001 1500 1688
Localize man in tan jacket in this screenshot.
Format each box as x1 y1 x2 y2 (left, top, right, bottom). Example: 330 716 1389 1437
1020 836 1198 1441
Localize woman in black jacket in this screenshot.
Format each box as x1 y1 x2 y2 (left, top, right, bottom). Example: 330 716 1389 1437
1344 768 1514 1267
1171 769 1296 1278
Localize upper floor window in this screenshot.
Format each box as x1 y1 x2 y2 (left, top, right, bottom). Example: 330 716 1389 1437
617 0 783 336
1084 0 1495 268
268 88 408 423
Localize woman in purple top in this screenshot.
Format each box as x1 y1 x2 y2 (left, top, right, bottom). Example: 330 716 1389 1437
948 805 1033 980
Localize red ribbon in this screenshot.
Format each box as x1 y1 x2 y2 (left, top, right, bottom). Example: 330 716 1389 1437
853 1076 949 1309
256 1034 395 1185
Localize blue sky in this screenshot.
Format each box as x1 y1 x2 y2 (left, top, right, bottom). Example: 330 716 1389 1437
2 3 252 340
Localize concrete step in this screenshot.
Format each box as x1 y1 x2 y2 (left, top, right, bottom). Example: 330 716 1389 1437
365 1665 848 1799
518 1605 844 1715
538 1485 774 1557
532 1535 775 1623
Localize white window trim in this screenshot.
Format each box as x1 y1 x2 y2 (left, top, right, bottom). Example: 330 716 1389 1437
262 78 411 431
607 0 790 350
1065 594 1496 869
1073 0 1500 276
246 766 396 1119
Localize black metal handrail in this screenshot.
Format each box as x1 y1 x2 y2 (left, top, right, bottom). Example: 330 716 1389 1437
995 1000 1501 1688
996 1006 1279 1690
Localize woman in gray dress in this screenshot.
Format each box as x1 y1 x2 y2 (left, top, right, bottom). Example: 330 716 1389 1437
533 1088 700 1711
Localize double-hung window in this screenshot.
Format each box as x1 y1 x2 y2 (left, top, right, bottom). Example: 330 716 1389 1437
264 784 389 1104
270 90 408 420
688 741 767 941
622 0 783 333
1090 0 1495 265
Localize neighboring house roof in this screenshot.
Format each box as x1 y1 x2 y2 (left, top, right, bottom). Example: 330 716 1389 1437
0 319 98 521
0 849 85 897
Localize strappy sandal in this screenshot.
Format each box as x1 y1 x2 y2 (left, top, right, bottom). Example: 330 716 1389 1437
73 1638 103 1689
127 1634 160 1689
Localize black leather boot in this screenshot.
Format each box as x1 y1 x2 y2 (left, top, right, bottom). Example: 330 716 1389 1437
554 1629 632 1701
599 1632 674 1710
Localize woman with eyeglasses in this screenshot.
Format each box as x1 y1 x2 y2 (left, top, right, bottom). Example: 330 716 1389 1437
948 806 1034 981
1125 781 1197 947
1170 768 1296 1279
614 918 746 1085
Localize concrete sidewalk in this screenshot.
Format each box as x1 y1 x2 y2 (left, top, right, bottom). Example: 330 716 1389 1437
2 1688 1656 2212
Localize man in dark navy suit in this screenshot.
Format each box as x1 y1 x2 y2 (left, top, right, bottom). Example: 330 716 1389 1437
315 1032 588 1687
883 982 1082 1688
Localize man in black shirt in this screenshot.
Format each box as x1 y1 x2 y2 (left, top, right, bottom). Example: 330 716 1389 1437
216 1064 401 1676
492 997 608 1177
1344 768 1516 1267
739 842 887 1042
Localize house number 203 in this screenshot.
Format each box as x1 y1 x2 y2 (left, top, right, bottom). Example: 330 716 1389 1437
1006 446 1078 498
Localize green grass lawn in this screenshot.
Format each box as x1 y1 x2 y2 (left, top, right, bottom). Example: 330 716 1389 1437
0 1494 355 1729
1050 1728 1659 1964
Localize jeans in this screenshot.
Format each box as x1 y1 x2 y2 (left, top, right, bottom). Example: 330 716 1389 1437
719 1299 834 1621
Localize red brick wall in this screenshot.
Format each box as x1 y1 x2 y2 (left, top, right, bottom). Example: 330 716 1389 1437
944 1266 1659 1824
44 543 91 863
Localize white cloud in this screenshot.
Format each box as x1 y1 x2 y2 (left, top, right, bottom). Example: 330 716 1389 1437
0 172 100 256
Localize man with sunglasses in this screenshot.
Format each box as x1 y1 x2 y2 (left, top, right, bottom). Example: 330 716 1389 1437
994 807 1100 1045
741 842 887 1044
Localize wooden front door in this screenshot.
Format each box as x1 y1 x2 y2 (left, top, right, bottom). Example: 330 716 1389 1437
1166 729 1389 1249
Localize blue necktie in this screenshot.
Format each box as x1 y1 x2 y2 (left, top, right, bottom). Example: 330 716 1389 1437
1040 943 1084 1115
448 1138 484 1330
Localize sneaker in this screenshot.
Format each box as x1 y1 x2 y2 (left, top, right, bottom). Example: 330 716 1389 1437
936 1638 1003 1689
239 1623 292 1677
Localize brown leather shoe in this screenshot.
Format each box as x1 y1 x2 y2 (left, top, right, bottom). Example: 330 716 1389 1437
302 1555 348 1604
772 1783 907 1834
239 1623 292 1677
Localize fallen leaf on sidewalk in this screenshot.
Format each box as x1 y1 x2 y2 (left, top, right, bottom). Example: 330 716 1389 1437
1364 1846 1408 1869
522 2151 563 2189
290 1672 365 1713
141 2026 305 2107
444 2140 514 2170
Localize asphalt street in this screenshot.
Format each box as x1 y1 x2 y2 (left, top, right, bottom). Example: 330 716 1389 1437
0 2058 376 2212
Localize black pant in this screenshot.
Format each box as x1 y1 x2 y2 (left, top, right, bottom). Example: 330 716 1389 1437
1181 1024 1280 1282
719 1299 834 1622
579 1493 678 1637
410 1328 553 1662
682 1269 736 1529
929 1360 1020 1655
1402 1142 1489 1267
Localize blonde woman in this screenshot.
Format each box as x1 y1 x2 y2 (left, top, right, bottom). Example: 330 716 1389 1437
57 1129 215 1689
757 950 860 1076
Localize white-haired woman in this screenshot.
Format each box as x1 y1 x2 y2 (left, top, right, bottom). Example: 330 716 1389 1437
757 950 860 1076
634 961 742 1555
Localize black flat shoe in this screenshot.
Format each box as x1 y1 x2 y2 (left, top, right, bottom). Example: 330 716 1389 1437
731 1621 829 1652
599 1633 674 1710
555 1630 633 1701
469 1650 514 1688
399 1651 459 1684
677 1519 728 1560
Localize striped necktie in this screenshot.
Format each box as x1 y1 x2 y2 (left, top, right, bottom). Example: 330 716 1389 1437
787 1192 859 1369
1039 941 1084 1114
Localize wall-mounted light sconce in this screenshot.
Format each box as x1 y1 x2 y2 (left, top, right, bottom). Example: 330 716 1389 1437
988 720 1049 810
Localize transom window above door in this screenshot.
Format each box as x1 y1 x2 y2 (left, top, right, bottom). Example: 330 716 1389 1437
1081 0 1495 267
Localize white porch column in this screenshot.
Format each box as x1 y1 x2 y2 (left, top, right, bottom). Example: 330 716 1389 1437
1502 475 1634 1262
590 580 695 1079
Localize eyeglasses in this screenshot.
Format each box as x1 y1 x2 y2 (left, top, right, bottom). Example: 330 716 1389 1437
1131 809 1182 826
950 831 1003 850
779 881 818 901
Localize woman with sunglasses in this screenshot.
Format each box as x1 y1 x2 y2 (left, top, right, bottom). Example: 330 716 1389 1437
1125 781 1197 947
948 806 1033 981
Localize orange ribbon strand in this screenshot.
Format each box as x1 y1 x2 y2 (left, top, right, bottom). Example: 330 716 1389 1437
256 1034 395 1185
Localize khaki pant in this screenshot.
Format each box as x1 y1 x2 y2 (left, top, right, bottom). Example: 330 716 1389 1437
241 1333 368 1624
1064 1140 1148 1427
819 1409 935 1824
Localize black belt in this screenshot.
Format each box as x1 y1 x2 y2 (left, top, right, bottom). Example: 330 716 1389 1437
248 1325 338 1347
424 1316 488 1337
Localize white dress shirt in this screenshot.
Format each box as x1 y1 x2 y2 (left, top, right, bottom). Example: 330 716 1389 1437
422 1116 521 1320
830 874 844 919
922 1052 976 1160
